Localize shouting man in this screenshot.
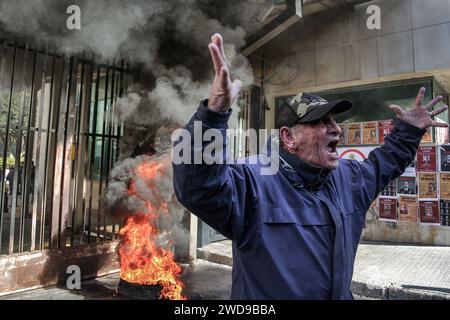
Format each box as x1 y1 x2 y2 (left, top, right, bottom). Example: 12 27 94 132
172 34 448 299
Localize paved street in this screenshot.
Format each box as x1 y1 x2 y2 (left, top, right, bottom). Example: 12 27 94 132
1 240 450 300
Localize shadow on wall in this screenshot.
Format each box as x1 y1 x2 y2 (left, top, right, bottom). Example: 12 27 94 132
36 237 120 298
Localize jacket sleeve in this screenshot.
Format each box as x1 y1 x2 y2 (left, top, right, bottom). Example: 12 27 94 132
172 100 256 243
349 118 426 210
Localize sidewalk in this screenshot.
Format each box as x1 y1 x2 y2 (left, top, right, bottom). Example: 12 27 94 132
198 240 450 300
2 240 450 300
0 259 232 300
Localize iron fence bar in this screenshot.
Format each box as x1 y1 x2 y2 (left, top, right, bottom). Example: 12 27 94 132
117 61 126 231
19 46 38 253
57 56 77 248
50 55 70 249
71 61 85 246
87 66 101 243
0 39 9 253
40 51 58 250
79 63 93 244
30 44 49 252
3 40 19 254
107 70 118 241
97 67 110 242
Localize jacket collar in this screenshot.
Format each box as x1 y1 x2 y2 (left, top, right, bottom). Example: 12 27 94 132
278 146 331 191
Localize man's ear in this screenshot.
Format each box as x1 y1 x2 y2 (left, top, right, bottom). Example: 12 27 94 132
279 126 296 152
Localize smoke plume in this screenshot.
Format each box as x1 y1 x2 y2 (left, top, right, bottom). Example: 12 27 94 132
0 0 260 258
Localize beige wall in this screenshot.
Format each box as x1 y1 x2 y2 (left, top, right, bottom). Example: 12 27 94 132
248 0 450 130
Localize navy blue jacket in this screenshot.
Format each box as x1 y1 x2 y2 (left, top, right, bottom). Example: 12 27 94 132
173 101 425 299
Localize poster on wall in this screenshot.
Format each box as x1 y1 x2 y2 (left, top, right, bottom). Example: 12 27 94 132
347 123 362 145
435 118 449 144
439 145 450 172
421 127 433 144
440 200 450 226
404 158 417 176
338 123 347 145
417 145 437 172
419 200 440 224
378 120 394 144
418 173 438 199
379 197 397 221
397 176 416 195
440 173 450 199
337 146 377 161
381 179 397 196
398 196 418 222
362 121 378 145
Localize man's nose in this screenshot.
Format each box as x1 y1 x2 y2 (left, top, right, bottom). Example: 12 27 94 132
328 120 342 135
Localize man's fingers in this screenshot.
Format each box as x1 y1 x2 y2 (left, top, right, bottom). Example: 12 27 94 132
220 66 230 88
208 43 225 74
415 87 426 107
431 120 449 128
424 95 443 110
430 105 448 116
388 104 404 116
212 33 227 64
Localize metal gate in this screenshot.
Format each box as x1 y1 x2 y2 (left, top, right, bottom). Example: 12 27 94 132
0 38 129 294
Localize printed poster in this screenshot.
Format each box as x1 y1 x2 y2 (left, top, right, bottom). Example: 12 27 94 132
338 123 347 145
417 145 437 172
337 146 377 161
380 179 397 197
398 196 418 222
421 127 433 144
419 200 440 224
439 145 450 172
397 176 416 195
418 173 437 198
347 123 362 145
362 121 378 145
440 173 450 199
404 158 417 176
440 200 450 226
378 120 394 144
435 118 449 144
379 197 397 221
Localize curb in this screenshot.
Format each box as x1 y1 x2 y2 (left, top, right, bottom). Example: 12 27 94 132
351 280 450 300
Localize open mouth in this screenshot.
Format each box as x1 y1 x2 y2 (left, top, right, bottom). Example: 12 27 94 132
326 140 339 159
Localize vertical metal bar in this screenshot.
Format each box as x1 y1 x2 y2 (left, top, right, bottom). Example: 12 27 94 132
19 46 38 253
70 61 84 246
105 68 115 187
97 67 109 241
32 46 51 251
117 61 125 231
40 50 57 250
30 46 49 252
50 55 69 249
77 63 93 245
87 66 100 243
108 70 118 241
56 56 76 248
0 39 9 253
4 41 20 254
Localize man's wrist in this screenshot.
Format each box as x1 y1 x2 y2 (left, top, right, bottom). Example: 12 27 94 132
207 100 230 113
195 99 232 129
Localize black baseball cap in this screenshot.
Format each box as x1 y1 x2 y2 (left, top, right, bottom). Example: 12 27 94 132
275 93 353 129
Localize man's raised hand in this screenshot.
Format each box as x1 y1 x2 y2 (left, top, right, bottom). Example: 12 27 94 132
207 33 242 113
389 87 449 129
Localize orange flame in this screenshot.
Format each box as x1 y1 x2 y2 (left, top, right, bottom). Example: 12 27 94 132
119 160 185 300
